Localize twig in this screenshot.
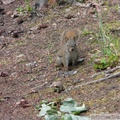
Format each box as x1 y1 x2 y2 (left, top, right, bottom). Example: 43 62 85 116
69 71 120 90
105 66 120 74
91 66 120 78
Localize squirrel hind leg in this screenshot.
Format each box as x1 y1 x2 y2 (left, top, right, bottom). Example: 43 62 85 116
55 56 63 67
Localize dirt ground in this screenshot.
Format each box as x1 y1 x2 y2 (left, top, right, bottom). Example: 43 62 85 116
0 0 120 120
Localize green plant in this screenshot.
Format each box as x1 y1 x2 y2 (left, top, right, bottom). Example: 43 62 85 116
92 1 120 70
17 7 24 13
36 98 90 120
25 0 33 12
17 0 33 14
93 55 118 70
113 5 119 12
81 28 92 36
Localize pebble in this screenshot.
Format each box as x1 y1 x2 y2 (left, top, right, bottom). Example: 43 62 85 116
0 21 4 26
1 0 15 5
0 7 4 13
6 11 13 16
12 31 19 38
16 17 24 24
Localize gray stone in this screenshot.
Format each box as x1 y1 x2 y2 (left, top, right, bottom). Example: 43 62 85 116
1 0 15 5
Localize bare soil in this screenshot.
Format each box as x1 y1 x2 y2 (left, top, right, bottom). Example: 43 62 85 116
0 0 120 120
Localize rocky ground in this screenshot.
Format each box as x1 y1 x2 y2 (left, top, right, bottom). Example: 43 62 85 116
0 0 120 120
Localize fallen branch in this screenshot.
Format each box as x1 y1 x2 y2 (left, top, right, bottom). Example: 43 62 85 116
91 66 120 78
69 71 120 90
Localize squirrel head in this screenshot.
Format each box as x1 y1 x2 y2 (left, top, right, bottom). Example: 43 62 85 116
66 39 77 52
64 29 79 42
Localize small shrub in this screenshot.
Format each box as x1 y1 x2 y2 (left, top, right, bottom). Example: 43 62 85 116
36 98 90 120
17 0 33 15
92 2 120 70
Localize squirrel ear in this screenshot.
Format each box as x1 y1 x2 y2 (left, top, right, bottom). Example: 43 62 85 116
73 36 76 41
61 30 67 42
65 36 68 42
74 34 78 41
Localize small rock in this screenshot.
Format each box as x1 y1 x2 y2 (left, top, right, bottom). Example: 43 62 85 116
0 7 4 13
6 11 13 16
58 70 78 77
2 0 15 5
37 24 48 30
16 99 31 108
54 86 65 93
65 8 71 12
0 1 3 4
0 29 5 36
52 23 57 29
16 54 26 63
11 11 19 18
3 96 11 100
30 78 36 81
12 31 19 38
0 21 4 26
65 14 76 19
0 72 9 77
26 61 37 67
51 81 62 87
104 8 108 11
1 42 9 49
74 2 91 8
89 9 96 14
57 0 73 6
107 67 111 70
16 17 24 24
10 72 18 78
0 96 10 102
77 58 85 63
94 59 101 64
30 26 38 31
29 89 38 94
51 81 64 93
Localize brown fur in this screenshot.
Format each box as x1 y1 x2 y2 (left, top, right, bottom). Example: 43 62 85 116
61 29 79 45
56 29 79 71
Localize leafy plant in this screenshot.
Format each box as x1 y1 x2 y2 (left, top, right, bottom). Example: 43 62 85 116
25 0 33 12
17 7 24 13
17 0 33 15
93 55 118 70
92 1 120 70
36 98 90 120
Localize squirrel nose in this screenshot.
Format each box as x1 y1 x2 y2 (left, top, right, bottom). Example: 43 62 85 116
70 48 74 51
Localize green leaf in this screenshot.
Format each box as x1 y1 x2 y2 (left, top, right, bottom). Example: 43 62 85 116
70 114 90 120
62 98 77 107
72 104 87 115
45 115 58 120
62 114 72 120
60 98 76 113
39 104 51 116
60 98 87 114
62 114 90 120
35 105 40 111
101 58 107 64
47 109 58 115
60 105 75 113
